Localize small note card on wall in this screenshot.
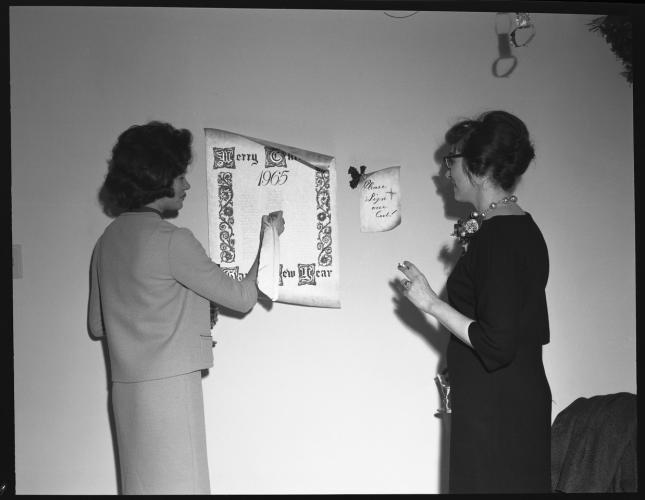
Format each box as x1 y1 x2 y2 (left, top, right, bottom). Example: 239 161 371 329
360 166 401 232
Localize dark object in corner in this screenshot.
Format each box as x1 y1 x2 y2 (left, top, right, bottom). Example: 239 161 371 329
551 392 637 492
588 15 633 84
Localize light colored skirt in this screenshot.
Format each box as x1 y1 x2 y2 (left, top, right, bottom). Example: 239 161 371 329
111 370 210 495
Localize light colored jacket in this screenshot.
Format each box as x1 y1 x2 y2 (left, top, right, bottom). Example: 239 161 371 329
88 211 258 382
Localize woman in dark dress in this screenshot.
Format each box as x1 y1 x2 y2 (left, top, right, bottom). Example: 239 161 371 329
397 110 551 493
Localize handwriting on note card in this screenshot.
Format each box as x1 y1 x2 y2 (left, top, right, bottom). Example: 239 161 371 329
360 166 401 232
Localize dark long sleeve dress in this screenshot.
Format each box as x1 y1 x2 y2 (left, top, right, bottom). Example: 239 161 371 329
445 213 552 493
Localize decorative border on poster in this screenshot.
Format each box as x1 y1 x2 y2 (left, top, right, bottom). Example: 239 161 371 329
220 266 239 280
315 169 332 267
213 146 236 169
297 263 317 286
264 146 289 168
218 171 235 263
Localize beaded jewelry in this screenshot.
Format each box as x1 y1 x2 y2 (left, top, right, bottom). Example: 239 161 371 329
451 195 518 252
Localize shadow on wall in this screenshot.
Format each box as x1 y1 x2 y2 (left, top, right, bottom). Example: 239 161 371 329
388 143 469 492
492 13 518 79
86 265 123 494
390 279 452 492
99 341 123 495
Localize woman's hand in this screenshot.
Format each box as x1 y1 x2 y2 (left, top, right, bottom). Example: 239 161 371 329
262 210 285 236
397 260 475 347
397 260 439 314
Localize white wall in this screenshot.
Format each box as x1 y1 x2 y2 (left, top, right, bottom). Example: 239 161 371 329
10 7 635 495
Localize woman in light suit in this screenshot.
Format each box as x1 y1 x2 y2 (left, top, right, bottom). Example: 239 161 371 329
88 121 284 494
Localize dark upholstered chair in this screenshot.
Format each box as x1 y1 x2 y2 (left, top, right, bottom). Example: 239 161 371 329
551 392 637 493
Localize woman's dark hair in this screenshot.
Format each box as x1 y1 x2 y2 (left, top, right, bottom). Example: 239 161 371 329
445 110 535 190
100 121 192 213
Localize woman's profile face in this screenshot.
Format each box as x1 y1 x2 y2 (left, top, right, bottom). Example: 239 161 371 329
445 153 475 204
161 173 191 212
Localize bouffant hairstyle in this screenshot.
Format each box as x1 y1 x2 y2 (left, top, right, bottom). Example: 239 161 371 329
101 121 192 211
445 110 535 191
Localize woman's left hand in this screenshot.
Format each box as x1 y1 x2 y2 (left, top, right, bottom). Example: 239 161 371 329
397 260 439 314
262 210 285 236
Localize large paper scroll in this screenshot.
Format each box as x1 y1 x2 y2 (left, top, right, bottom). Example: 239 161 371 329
360 166 401 232
205 128 340 308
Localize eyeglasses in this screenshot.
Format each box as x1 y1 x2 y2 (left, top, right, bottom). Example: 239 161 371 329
442 153 464 170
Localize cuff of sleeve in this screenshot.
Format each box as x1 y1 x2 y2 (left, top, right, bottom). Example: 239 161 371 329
468 322 511 372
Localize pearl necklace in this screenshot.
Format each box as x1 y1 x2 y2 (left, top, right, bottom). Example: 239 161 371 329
452 195 519 251
470 194 518 220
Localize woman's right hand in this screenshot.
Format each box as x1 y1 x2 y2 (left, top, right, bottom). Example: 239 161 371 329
397 260 438 314
262 210 285 236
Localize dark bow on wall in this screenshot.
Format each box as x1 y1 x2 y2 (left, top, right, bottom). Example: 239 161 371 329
348 165 367 189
